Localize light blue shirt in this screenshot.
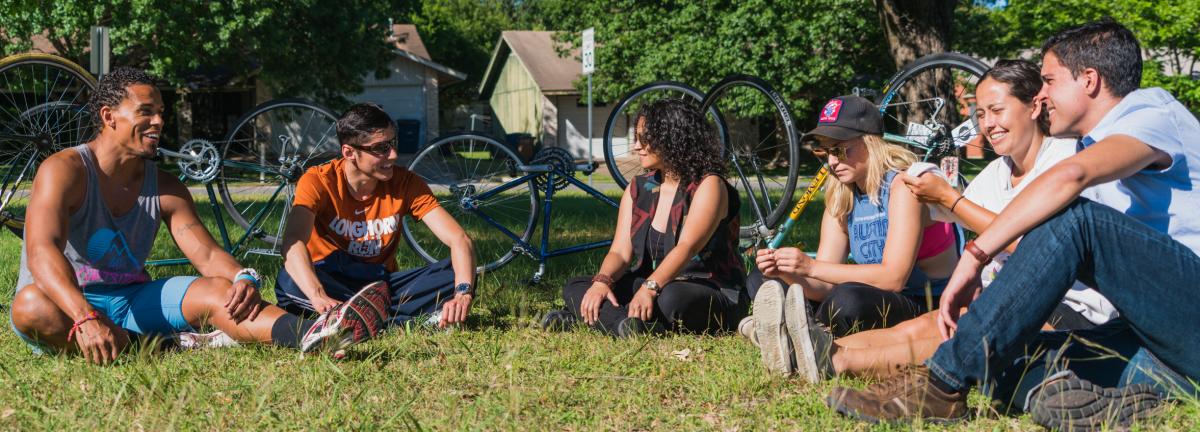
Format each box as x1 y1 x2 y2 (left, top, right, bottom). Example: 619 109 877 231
1079 87 1200 254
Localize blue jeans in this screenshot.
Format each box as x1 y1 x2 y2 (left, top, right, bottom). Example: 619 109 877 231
926 199 1200 395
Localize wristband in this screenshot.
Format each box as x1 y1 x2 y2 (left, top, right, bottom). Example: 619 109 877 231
234 268 260 288
948 195 966 213
67 311 100 343
964 240 992 265
591 274 614 287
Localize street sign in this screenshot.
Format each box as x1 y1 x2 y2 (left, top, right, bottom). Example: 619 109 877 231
582 28 595 75
90 26 110 77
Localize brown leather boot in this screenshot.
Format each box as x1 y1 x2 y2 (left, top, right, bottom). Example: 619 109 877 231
826 365 969 423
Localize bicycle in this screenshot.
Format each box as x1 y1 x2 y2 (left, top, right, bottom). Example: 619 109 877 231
401 133 620 283
602 77 803 247
0 53 340 263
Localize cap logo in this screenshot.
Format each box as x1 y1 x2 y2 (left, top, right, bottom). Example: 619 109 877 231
819 99 842 123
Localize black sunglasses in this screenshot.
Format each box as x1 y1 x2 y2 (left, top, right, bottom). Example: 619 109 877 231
348 137 397 158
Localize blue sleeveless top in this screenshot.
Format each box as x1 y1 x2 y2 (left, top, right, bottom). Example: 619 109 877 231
847 170 946 296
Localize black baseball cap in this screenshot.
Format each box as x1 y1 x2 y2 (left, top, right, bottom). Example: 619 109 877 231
802 95 883 145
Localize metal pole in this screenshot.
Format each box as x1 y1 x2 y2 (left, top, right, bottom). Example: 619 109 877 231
587 74 593 186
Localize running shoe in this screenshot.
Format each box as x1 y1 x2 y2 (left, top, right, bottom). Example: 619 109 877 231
300 281 390 356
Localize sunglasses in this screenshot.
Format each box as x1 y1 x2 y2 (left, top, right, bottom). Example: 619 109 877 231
810 144 849 160
348 137 397 158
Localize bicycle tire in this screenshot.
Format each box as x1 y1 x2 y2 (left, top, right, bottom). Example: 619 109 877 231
217 98 339 247
700 74 801 236
0 53 97 237
878 52 989 166
602 81 727 190
402 132 538 273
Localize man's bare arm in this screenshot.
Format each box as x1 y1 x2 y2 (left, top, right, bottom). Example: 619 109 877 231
159 173 242 279
25 153 91 321
971 135 1171 255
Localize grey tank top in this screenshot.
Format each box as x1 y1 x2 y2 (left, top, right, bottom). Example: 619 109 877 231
16 144 160 290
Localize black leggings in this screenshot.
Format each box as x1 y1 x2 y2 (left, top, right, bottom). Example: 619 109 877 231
813 282 937 337
562 274 745 336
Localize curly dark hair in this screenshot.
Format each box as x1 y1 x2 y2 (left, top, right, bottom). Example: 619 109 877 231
88 67 158 125
634 98 725 185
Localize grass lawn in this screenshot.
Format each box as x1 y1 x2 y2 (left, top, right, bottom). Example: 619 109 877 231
0 187 1196 430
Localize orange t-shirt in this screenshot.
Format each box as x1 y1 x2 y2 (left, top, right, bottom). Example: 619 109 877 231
292 159 440 271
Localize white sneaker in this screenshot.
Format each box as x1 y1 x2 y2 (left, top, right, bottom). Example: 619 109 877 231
177 330 239 350
300 281 390 357
784 284 818 382
753 280 793 376
738 316 759 347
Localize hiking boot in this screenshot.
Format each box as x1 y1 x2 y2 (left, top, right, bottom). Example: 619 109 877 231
616 317 664 338
540 308 579 332
738 316 759 347
753 280 793 375
1031 374 1164 431
300 281 390 357
784 285 834 382
826 365 968 423
177 329 239 350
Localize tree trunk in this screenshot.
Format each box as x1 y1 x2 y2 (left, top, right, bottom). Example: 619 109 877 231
874 0 955 70
874 0 963 157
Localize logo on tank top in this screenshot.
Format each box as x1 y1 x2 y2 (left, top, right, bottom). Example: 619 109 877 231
77 227 149 285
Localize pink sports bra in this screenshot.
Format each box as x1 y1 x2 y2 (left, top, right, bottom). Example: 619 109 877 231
917 222 955 260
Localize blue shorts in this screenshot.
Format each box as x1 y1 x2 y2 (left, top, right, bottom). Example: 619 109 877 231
11 276 198 354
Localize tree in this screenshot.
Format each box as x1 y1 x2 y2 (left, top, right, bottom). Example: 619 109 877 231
874 0 956 70
0 1 396 106
956 0 1200 116
525 0 892 119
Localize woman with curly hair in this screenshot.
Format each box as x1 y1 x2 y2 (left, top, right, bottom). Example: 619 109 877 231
750 95 960 374
541 98 747 337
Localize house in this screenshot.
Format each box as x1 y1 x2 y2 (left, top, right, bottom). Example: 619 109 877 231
478 31 613 160
350 24 466 154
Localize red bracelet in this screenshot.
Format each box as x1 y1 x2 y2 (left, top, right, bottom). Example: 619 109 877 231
67 311 100 343
964 240 993 265
591 274 615 287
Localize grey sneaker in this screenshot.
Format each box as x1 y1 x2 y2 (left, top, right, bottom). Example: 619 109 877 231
300 281 390 357
784 284 834 382
1031 375 1164 432
738 316 759 347
753 280 793 376
177 330 239 350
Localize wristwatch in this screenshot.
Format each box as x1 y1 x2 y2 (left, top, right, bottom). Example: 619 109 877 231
454 282 474 296
642 279 660 294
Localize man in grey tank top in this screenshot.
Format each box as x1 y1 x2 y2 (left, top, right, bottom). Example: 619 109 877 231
9 67 388 363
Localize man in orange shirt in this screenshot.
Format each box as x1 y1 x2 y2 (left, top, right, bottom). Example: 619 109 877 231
277 103 476 328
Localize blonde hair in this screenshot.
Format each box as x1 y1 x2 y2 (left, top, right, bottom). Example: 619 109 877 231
824 134 917 221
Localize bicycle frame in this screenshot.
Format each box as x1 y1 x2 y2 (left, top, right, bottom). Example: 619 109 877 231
462 161 619 283
146 149 294 266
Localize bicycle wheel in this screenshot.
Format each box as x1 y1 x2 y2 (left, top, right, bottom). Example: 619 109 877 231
878 52 989 167
700 75 801 239
218 99 339 248
403 133 537 273
0 53 97 237
602 81 727 189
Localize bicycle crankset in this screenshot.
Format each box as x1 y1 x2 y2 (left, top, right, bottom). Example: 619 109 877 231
174 139 221 183
531 146 575 191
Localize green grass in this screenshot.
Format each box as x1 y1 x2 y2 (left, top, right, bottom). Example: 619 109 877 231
0 192 1196 430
